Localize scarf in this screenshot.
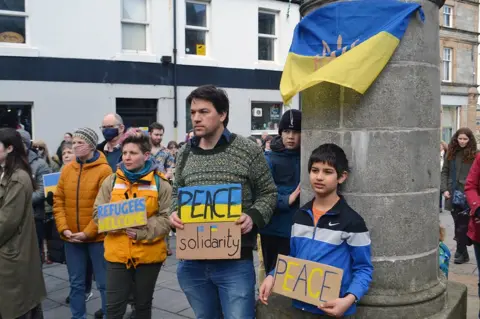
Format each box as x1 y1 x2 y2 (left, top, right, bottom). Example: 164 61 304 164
120 158 154 183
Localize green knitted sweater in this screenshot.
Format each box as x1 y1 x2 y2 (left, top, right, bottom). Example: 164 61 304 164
170 133 277 257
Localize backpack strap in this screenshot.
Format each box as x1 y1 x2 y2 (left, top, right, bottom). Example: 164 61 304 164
175 144 191 187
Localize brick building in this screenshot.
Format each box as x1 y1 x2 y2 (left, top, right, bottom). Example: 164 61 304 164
439 0 479 141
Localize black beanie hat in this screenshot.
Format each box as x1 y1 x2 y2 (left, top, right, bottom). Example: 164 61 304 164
279 109 302 134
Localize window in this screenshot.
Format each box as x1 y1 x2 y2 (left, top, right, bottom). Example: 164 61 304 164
443 47 452 82
0 1 27 44
251 102 283 132
258 11 277 61
121 0 148 51
185 1 208 56
116 98 158 128
443 5 452 28
0 103 32 134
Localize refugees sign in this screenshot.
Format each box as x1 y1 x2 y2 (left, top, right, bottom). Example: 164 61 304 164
178 184 242 223
272 255 343 305
97 198 147 233
43 172 61 197
176 222 241 259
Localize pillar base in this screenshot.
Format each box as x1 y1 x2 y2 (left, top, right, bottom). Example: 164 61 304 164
256 282 467 319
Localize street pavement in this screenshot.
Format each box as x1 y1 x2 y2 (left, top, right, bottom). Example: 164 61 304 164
41 238 260 319
42 213 478 318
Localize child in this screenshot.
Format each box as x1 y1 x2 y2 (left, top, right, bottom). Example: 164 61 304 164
439 225 451 279
259 143 374 317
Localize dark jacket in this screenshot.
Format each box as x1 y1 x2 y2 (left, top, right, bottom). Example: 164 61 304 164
28 149 52 220
97 140 122 172
440 149 474 211
260 136 300 238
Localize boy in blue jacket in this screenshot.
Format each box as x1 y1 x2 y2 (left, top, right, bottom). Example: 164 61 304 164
260 109 301 273
259 143 373 317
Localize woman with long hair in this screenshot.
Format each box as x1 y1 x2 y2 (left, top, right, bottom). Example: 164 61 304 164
0 128 46 319
441 127 477 264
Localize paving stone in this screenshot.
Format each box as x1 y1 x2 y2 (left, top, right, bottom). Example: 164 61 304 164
152 288 190 314
156 278 183 292
42 299 62 312
177 307 196 319
44 275 70 293
43 305 72 319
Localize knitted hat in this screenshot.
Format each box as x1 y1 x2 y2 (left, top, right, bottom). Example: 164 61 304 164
17 129 32 149
279 109 302 134
73 128 99 149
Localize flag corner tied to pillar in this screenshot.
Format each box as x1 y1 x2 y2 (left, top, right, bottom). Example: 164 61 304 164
280 0 425 104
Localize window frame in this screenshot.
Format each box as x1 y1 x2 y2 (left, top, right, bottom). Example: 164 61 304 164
443 5 452 28
0 1 29 46
185 0 209 56
257 9 278 62
442 47 453 83
250 101 286 135
121 0 150 53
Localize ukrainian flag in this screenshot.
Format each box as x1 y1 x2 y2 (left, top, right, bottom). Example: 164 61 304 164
43 172 61 196
280 0 424 103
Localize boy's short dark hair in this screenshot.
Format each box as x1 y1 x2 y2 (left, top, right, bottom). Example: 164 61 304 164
148 122 165 133
308 143 350 176
186 85 229 127
122 134 151 153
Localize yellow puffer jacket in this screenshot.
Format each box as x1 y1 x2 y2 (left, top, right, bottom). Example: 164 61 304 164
93 169 172 268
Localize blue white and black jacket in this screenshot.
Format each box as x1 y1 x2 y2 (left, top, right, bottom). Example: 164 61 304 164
269 197 373 316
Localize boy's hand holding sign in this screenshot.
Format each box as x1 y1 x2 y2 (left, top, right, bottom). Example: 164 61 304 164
174 184 242 260
260 255 353 317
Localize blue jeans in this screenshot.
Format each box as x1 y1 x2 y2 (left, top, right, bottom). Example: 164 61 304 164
177 259 256 319
65 242 106 319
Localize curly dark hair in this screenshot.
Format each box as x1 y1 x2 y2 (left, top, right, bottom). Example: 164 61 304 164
446 127 477 162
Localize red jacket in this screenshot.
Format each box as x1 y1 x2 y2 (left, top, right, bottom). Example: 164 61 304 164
464 153 480 243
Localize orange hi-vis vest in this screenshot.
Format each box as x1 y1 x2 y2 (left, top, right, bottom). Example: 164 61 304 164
103 169 167 268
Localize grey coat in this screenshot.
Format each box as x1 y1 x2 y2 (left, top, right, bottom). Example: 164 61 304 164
0 169 46 319
440 149 474 211
28 150 51 220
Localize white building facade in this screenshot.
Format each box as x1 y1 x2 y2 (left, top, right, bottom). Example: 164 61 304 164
0 0 301 149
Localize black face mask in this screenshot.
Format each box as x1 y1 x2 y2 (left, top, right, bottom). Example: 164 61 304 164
102 128 119 141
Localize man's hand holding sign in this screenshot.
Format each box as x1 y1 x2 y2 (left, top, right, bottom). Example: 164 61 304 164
170 184 246 259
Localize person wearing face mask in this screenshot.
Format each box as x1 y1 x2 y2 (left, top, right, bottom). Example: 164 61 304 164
17 129 52 262
441 127 478 265
97 113 127 171
53 128 112 319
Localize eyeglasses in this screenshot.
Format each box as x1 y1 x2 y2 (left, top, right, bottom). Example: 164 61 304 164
100 125 119 130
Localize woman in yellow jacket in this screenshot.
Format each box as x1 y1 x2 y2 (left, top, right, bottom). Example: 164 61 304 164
93 133 172 319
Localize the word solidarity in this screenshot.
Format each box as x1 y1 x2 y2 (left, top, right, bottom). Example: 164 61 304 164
178 184 242 223
176 222 241 259
97 198 147 233
273 255 343 305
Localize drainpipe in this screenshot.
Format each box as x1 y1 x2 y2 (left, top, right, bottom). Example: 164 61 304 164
173 0 179 140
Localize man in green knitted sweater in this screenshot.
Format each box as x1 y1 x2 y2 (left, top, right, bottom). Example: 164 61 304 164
170 85 277 319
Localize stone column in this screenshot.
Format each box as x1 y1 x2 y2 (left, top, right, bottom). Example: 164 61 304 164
256 0 467 318
300 0 458 318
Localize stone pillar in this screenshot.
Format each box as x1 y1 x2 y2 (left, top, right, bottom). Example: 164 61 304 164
256 0 467 318
300 0 455 318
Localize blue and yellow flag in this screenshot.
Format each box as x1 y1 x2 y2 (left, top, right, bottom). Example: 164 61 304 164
280 0 424 103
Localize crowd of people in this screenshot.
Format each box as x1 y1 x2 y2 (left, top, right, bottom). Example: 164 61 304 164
4 84 478 319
